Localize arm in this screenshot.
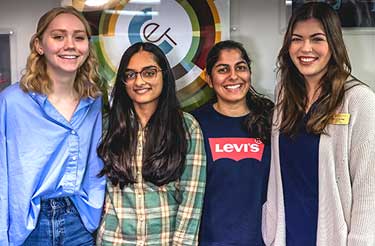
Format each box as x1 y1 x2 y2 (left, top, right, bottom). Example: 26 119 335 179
347 86 375 245
0 95 9 245
172 114 206 246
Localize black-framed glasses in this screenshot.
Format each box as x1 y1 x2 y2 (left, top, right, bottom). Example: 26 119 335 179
123 66 163 84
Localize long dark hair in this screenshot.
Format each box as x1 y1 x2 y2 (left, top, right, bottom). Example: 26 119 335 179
277 2 352 135
206 40 274 144
98 42 187 188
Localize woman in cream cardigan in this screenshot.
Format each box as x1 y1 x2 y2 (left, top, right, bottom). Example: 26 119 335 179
263 2 375 245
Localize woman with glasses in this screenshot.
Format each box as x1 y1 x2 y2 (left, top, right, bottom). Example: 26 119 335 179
96 42 206 246
193 40 273 246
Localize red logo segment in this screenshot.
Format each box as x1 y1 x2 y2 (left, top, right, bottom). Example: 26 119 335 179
209 138 264 162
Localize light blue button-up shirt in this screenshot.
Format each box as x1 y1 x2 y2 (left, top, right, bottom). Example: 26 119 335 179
0 83 106 246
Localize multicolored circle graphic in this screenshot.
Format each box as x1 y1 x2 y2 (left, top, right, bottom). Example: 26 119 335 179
81 0 222 111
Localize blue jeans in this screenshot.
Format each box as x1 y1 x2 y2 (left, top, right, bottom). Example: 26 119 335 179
23 197 94 246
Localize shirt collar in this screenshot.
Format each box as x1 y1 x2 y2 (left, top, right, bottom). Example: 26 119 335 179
76 96 95 112
28 91 96 109
28 91 48 107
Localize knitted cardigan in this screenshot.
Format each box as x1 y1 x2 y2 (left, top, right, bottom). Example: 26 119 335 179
262 81 375 246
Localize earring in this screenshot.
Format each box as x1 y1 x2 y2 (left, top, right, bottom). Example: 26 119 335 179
38 50 44 55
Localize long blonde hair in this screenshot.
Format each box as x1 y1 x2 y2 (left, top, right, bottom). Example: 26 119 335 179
20 6 101 98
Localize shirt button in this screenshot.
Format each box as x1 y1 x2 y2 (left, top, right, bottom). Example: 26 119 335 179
71 130 76 135
72 156 77 161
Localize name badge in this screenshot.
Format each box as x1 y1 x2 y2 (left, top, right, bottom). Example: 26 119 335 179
329 113 350 125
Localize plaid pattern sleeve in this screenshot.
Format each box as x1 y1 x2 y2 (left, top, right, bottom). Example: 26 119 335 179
96 112 206 246
172 112 206 246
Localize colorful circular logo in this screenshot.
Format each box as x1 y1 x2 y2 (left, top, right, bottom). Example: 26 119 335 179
84 0 221 111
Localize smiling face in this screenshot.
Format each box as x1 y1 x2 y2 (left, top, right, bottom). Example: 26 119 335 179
288 18 332 85
124 50 164 114
35 13 89 81
208 48 251 107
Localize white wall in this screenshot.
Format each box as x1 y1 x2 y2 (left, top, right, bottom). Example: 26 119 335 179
230 0 375 98
0 0 374 94
230 0 284 98
0 0 60 82
344 31 375 86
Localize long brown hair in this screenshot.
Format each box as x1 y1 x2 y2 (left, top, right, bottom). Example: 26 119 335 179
20 6 101 98
277 2 352 135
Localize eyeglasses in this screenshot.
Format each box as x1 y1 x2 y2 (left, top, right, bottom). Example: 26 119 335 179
123 67 163 84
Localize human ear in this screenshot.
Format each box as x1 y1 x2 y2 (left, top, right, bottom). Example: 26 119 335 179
205 73 213 88
34 37 44 55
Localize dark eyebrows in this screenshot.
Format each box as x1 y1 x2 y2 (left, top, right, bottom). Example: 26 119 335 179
310 33 326 38
214 63 229 68
125 65 158 72
215 60 247 68
291 34 302 38
235 61 248 66
291 32 326 38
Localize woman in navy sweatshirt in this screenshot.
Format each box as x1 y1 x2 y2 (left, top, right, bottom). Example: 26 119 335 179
193 40 273 246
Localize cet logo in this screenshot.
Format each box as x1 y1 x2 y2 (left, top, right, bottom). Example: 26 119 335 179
83 0 222 111
208 138 265 162
143 23 177 50
127 7 177 55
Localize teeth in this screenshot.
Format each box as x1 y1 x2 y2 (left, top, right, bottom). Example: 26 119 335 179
60 55 78 59
300 57 315 62
225 84 241 89
135 88 150 93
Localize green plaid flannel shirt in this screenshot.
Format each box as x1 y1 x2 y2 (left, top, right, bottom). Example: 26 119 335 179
97 112 206 246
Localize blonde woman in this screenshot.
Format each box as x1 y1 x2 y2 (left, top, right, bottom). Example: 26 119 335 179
0 7 105 246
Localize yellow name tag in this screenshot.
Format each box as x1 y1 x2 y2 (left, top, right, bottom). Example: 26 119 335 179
329 113 350 125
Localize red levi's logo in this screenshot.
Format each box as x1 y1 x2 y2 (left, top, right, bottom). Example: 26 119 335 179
209 138 265 162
